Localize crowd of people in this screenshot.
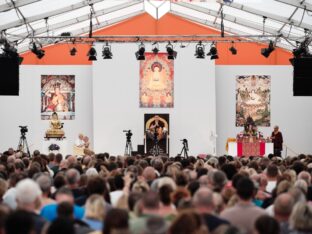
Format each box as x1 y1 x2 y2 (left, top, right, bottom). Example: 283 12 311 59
0 148 312 234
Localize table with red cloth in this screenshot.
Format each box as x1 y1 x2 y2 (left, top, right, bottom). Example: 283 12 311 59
228 139 273 157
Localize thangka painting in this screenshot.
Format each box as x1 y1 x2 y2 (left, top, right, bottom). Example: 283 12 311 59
140 53 174 108
236 75 271 127
41 75 75 120
144 114 169 155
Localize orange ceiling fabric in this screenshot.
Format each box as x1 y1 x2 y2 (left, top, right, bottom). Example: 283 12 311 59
21 13 292 65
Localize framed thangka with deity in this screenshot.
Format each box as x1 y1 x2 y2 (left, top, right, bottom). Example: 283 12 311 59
139 53 174 108
236 75 271 127
41 75 75 120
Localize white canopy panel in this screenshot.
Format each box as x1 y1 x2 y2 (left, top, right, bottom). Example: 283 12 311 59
0 0 311 52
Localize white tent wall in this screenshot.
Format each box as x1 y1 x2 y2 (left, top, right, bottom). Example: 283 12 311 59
92 43 217 156
216 65 312 156
0 65 93 155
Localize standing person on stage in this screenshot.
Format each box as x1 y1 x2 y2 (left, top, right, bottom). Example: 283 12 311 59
271 125 283 157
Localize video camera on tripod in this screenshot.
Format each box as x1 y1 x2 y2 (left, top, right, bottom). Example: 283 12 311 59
123 130 133 156
19 126 28 136
123 130 132 142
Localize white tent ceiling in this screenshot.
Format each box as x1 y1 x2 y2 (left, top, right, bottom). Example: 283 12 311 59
0 0 311 53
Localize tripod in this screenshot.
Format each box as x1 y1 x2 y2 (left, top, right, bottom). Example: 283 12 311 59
17 134 31 157
180 139 189 158
124 139 133 156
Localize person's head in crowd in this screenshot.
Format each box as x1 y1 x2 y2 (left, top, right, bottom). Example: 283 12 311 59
274 193 295 222
168 210 208 234
114 174 124 191
59 159 69 170
84 194 106 221
151 158 164 175
128 192 144 213
55 187 74 204
47 218 75 234
48 153 55 163
54 153 63 165
266 164 279 179
0 179 8 202
139 191 160 215
254 215 280 234
221 163 237 180
5 210 34 234
236 177 255 201
289 202 312 232
198 175 209 187
0 204 10 234
193 187 214 213
103 208 129 234
143 167 157 184
33 150 40 158
143 216 167 234
57 202 74 219
65 168 80 189
53 173 66 190
298 171 311 186
87 176 110 203
212 170 228 192
294 179 308 195
159 184 173 207
187 180 200 196
35 174 52 197
292 161 305 175
66 155 77 167
15 178 42 212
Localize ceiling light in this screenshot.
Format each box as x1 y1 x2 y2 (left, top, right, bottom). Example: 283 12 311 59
207 42 219 60
102 43 112 59
261 40 275 58
135 42 145 60
166 42 177 60
229 41 237 55
87 46 97 61
195 41 205 59
152 42 159 54
70 47 77 56
30 42 45 59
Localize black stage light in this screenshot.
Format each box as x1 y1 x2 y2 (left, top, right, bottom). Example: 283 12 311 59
102 43 112 59
207 43 219 60
135 42 145 60
261 41 275 58
229 41 237 55
70 47 77 56
30 42 45 59
166 42 177 60
152 42 159 54
195 41 205 59
87 46 97 61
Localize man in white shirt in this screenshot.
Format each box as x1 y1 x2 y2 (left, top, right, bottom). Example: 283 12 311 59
75 134 85 148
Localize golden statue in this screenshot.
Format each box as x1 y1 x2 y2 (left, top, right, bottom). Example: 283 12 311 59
45 112 65 138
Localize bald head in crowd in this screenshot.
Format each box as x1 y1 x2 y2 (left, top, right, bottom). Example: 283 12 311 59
274 193 295 221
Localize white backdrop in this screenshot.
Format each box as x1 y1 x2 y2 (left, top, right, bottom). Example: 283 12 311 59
216 65 312 156
0 65 93 155
92 43 217 156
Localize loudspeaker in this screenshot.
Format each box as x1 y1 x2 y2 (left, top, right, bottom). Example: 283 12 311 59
0 56 19 95
293 57 312 96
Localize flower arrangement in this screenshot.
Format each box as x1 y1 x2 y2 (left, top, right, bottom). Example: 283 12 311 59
48 144 60 151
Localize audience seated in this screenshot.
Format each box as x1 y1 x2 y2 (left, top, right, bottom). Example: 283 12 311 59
0 148 312 234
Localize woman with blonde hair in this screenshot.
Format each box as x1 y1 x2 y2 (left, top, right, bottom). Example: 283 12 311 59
289 202 312 234
83 194 106 231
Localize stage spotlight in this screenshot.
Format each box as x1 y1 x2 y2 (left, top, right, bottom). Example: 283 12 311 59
70 47 77 56
135 42 145 60
195 41 205 59
261 41 275 58
229 41 237 55
166 42 177 60
207 42 219 60
87 46 97 61
102 43 112 59
30 42 45 59
152 42 159 54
